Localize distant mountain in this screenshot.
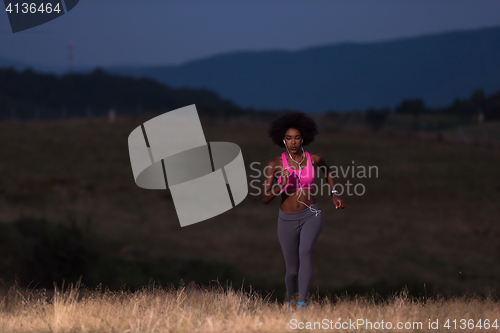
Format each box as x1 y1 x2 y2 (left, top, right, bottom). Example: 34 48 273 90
0 56 29 71
0 56 66 74
108 26 500 112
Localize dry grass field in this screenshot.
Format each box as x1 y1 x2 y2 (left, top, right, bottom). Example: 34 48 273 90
0 114 500 307
1 280 499 332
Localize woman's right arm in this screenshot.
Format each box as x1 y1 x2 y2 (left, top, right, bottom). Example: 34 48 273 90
262 158 288 205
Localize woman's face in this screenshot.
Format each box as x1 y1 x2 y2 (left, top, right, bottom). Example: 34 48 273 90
283 128 302 153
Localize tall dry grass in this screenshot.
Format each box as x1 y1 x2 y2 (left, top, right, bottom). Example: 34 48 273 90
1 281 499 332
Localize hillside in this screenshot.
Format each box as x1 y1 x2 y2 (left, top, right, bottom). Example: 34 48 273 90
0 67 244 120
108 26 500 112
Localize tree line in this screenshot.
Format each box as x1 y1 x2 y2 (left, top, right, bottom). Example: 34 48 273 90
0 67 247 120
1 67 499 125
364 89 500 130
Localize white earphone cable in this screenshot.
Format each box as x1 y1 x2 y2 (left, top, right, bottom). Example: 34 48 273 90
283 140 321 217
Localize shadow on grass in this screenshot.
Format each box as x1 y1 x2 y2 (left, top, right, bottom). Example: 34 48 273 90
1 216 497 303
0 216 237 292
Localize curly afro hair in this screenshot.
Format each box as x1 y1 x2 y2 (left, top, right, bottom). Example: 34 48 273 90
268 111 319 147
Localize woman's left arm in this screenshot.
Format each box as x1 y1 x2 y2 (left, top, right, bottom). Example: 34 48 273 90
313 153 345 209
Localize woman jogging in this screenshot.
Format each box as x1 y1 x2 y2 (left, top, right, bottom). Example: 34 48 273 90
261 111 345 311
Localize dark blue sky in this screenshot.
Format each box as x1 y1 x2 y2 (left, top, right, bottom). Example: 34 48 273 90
1 0 500 70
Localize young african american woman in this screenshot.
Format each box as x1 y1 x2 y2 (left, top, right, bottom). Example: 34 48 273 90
261 112 345 311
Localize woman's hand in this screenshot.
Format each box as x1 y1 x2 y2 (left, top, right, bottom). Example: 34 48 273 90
279 169 289 188
332 194 345 209
262 157 287 205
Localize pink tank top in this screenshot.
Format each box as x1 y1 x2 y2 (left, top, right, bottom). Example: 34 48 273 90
277 151 315 193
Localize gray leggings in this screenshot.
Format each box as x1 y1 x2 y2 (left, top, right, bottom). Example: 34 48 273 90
277 204 323 303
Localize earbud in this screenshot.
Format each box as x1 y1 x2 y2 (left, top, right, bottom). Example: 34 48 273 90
301 139 303 143
283 140 285 144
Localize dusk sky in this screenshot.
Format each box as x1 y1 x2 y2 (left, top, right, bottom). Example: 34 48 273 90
1 0 500 70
